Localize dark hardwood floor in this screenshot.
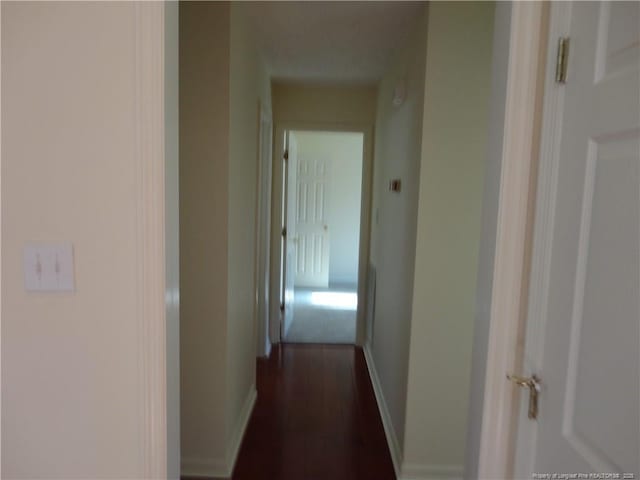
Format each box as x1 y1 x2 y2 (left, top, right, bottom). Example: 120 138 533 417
231 343 396 480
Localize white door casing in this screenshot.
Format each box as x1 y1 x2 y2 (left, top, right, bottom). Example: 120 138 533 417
255 104 272 356
281 131 298 338
477 3 548 476
293 152 330 288
516 1 639 477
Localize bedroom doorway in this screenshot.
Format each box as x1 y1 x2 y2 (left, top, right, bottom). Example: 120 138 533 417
280 130 364 344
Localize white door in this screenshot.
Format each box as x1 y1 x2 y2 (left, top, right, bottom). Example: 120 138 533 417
516 2 639 477
281 132 298 337
293 152 330 288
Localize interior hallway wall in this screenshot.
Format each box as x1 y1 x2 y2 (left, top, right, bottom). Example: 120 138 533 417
272 83 377 126
180 2 271 477
367 4 428 468
464 3 511 478
1 3 161 477
403 2 495 476
180 2 230 471
226 0 272 467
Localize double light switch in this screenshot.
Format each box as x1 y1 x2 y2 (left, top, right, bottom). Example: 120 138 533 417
23 243 75 292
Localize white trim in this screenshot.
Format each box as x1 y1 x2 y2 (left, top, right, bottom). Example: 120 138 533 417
225 387 257 477
134 3 167 478
364 345 463 480
477 3 546 479
401 463 463 480
256 103 273 358
363 344 403 478
269 125 286 344
0 4 3 476
181 387 257 479
514 3 571 477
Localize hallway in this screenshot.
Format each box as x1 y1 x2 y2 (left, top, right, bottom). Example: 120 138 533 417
230 345 395 480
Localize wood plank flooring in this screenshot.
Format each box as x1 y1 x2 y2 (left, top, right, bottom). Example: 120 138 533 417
231 344 396 480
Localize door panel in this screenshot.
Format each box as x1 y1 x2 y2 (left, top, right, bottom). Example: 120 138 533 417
294 154 330 288
566 139 638 472
519 2 639 476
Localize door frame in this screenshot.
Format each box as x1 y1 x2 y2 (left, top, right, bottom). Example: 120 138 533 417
255 102 273 358
512 3 572 477
477 1 554 478
269 122 374 346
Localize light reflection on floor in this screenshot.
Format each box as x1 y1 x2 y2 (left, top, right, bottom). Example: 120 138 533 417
284 288 357 343
308 291 358 310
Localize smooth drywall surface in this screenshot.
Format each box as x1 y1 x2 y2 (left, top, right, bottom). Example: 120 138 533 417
180 2 230 469
227 1 271 457
180 3 271 474
165 2 180 478
272 83 377 126
292 131 364 287
403 2 495 474
2 2 142 476
463 3 510 478
368 5 428 456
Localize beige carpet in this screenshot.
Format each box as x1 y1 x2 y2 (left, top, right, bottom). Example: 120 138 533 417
283 288 357 344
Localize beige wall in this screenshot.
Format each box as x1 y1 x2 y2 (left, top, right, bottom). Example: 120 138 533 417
1 3 148 477
368 4 495 476
272 83 377 126
368 4 428 464
464 3 511 477
180 2 271 476
179 1 230 471
403 2 495 475
226 0 271 462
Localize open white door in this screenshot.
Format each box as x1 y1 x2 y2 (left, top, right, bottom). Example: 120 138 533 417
514 2 639 476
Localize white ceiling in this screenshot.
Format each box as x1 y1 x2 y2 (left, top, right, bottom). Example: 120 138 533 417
243 1 427 85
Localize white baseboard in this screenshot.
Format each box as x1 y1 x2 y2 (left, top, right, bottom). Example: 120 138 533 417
181 386 257 479
362 344 403 478
401 463 464 480
225 386 257 475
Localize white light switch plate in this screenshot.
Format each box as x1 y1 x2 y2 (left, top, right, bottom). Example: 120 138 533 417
23 243 75 292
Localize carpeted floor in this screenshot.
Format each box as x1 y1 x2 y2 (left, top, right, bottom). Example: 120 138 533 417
284 288 357 344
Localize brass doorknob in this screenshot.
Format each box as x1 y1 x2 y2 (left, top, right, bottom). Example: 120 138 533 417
507 373 541 420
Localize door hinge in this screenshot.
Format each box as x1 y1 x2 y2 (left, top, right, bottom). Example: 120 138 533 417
283 149 289 161
280 302 285 312
555 37 570 84
281 226 287 237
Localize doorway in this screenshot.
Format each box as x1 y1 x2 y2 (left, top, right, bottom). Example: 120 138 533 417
280 130 365 344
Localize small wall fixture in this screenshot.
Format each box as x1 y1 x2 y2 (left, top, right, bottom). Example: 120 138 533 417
389 179 401 192
392 78 406 106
